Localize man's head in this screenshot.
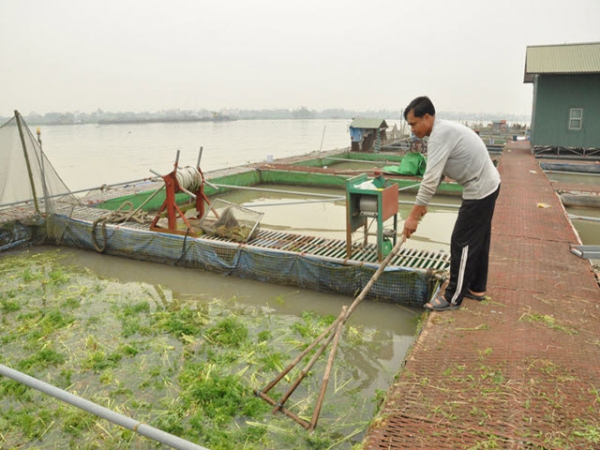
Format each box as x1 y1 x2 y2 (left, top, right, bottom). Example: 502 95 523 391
404 96 435 139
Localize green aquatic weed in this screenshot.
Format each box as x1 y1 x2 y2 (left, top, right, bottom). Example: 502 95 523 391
0 249 385 449
205 316 248 347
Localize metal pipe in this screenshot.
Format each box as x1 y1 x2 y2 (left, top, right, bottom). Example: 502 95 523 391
0 364 210 450
321 157 386 165
242 197 345 208
319 125 326 152
243 197 459 210
74 178 161 194
398 182 421 192
212 184 341 198
0 177 166 210
175 149 180 168
535 154 600 161
400 200 460 209
568 214 600 223
197 146 203 168
204 179 219 190
122 186 165 222
545 170 600 177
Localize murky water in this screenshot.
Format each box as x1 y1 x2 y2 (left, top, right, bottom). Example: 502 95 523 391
0 247 419 448
545 171 600 186
215 184 459 253
53 246 420 425
541 169 600 249
566 206 600 265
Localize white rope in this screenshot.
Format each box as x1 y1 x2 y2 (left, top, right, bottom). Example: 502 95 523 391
176 167 202 192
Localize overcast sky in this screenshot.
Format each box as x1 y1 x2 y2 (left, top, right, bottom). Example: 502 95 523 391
2 0 599 118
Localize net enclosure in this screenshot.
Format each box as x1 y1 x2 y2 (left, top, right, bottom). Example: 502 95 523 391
0 112 77 250
1 112 447 306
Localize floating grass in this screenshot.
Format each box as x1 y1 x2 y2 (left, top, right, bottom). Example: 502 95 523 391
0 249 391 449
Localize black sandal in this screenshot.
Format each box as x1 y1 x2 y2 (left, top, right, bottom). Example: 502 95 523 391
424 293 460 311
464 291 486 301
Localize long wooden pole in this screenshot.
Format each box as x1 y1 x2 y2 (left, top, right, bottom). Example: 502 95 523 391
14 110 40 214
306 236 406 430
309 306 347 431
344 234 406 319
257 317 342 396
254 235 406 431
271 318 341 414
255 391 311 429
257 235 407 429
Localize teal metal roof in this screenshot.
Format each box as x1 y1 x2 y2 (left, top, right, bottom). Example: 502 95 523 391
524 42 600 82
349 118 388 129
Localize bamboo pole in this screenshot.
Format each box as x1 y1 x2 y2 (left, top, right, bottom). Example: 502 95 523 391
122 185 165 222
270 307 347 414
306 237 407 430
255 390 311 429
344 234 406 319
257 316 342 396
257 235 407 430
309 306 347 431
14 110 40 214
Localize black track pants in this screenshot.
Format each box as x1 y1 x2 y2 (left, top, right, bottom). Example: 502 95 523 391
445 185 500 305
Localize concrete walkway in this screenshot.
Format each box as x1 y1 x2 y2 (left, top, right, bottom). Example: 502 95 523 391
363 141 600 449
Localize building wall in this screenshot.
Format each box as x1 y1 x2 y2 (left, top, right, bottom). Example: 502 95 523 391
531 74 600 147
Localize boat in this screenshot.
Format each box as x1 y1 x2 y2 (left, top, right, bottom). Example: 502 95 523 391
1 111 453 307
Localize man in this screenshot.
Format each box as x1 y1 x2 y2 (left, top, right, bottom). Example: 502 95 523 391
403 96 501 311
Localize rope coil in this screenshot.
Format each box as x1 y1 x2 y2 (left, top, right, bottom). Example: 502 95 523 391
91 201 151 253
176 167 202 192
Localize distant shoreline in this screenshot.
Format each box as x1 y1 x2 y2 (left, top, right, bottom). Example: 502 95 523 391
97 116 235 125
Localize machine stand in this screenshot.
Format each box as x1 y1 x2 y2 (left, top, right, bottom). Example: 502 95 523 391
345 174 399 261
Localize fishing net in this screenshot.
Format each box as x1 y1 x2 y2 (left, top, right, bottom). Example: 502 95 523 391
0 113 78 250
0 113 76 212
198 199 263 243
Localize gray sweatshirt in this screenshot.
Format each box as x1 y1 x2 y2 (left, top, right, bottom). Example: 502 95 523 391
415 118 501 206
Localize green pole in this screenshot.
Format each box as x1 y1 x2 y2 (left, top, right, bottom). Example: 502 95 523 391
14 110 40 214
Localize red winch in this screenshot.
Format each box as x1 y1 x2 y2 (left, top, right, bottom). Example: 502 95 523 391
149 148 215 236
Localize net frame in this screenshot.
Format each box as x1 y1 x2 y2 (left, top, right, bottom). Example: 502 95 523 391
198 198 264 243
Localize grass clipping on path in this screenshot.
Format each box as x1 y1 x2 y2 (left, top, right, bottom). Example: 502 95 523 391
0 250 372 450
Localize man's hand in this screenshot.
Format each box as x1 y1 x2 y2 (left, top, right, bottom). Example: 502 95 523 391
403 205 427 239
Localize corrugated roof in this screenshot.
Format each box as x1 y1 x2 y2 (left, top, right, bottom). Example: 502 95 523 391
524 42 600 82
349 118 388 129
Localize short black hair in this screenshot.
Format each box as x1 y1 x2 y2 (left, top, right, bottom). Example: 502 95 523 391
403 96 436 119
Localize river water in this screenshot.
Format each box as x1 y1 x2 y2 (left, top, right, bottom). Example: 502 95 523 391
38 119 382 191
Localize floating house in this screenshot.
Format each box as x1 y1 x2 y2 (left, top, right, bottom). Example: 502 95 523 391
491 120 508 133
524 41 600 157
348 118 388 153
